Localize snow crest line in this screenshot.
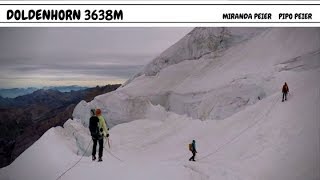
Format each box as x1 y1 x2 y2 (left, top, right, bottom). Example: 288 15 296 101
198 94 279 161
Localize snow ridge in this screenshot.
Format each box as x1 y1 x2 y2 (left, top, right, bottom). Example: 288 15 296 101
124 27 267 85
77 28 320 127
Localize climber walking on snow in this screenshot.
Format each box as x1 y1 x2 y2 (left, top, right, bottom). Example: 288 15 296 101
189 140 197 161
282 82 289 102
89 109 109 162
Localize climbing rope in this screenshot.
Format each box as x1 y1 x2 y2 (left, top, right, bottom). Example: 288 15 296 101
103 137 124 162
197 94 279 161
56 140 92 180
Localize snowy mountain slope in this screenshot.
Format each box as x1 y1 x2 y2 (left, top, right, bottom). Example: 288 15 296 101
1 27 319 180
126 27 267 79
73 27 269 127
1 66 319 180
74 28 320 125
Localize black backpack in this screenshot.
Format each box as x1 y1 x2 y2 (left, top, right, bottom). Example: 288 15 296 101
89 116 100 137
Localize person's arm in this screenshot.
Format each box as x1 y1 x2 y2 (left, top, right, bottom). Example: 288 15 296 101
89 117 93 135
104 120 109 136
105 119 110 130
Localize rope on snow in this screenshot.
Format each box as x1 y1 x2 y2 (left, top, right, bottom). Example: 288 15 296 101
103 137 124 162
197 94 279 161
56 140 92 180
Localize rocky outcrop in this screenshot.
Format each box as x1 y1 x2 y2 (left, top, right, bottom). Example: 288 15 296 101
0 84 120 168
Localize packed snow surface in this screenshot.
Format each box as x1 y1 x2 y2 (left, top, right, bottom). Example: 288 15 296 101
1 28 319 180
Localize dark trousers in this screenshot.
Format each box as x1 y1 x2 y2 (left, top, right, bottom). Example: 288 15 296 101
189 151 196 161
282 92 288 101
92 137 104 158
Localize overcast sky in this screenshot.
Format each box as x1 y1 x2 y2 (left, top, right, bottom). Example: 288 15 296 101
0 28 192 88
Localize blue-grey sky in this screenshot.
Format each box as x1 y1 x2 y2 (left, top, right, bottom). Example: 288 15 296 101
0 28 192 88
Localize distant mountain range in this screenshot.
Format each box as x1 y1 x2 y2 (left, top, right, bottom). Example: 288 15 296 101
0 84 121 168
0 86 90 98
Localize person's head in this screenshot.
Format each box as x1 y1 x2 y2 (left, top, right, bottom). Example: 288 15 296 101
96 109 102 116
90 109 96 116
192 140 195 143
285 82 287 85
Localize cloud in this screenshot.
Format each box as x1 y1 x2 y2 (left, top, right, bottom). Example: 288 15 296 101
0 62 144 79
0 27 192 88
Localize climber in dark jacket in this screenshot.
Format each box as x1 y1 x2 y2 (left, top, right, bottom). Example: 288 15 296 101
189 140 197 161
282 82 289 102
89 109 104 162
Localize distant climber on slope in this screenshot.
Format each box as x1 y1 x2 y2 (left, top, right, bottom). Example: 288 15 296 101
282 82 289 102
89 109 109 162
189 140 197 161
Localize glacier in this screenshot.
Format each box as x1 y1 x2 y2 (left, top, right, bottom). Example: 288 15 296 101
1 27 319 180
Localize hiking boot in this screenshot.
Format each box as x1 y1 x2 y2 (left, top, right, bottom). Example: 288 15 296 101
92 156 96 161
98 157 103 162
